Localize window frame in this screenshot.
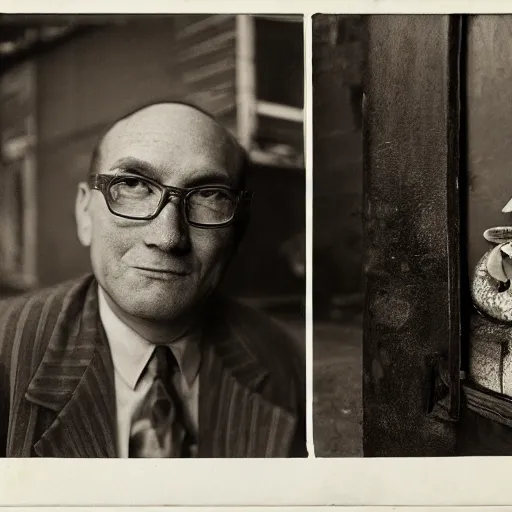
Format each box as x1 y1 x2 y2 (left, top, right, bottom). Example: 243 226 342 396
236 14 304 170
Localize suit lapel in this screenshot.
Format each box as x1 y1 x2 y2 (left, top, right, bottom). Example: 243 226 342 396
197 299 297 458
25 280 117 458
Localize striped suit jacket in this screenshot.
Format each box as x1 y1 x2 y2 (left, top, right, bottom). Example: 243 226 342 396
0 274 306 458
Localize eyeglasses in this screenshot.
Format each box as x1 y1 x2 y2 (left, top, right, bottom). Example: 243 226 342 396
88 173 251 228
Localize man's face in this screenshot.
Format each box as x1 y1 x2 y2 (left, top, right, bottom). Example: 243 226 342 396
76 104 244 322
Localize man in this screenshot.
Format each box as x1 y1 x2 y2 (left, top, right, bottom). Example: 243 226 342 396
0 101 306 458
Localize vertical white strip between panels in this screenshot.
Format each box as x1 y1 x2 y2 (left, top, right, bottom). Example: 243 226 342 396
304 12 315 458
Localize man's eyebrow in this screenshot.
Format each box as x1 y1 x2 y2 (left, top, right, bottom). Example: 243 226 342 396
185 172 234 188
110 157 161 179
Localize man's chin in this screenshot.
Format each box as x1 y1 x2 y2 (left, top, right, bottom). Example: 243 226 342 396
117 295 195 323
104 278 198 322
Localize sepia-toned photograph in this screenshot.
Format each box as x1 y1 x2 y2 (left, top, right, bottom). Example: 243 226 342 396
0 13 305 458
4 4 512 478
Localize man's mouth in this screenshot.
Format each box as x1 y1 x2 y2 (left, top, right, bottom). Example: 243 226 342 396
133 266 191 277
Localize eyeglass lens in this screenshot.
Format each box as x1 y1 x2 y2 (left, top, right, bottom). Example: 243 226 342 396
107 176 236 225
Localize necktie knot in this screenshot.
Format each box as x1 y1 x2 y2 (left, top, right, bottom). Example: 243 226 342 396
151 345 178 379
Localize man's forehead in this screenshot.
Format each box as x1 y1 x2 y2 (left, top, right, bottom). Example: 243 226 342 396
97 103 244 182
94 103 245 184
104 103 240 156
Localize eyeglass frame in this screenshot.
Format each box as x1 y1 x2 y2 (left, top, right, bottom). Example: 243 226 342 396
88 173 252 229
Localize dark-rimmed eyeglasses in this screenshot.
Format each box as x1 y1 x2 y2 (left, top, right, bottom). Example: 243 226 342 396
88 173 251 228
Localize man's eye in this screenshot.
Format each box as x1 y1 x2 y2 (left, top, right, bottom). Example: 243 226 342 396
117 177 155 193
110 177 156 201
198 189 217 198
197 189 233 200
121 178 146 188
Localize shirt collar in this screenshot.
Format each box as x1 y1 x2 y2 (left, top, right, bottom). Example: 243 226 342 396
98 286 201 390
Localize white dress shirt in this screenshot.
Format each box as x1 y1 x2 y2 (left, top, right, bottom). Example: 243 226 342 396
98 286 200 458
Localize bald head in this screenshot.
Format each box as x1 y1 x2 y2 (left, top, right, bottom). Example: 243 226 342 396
89 101 248 188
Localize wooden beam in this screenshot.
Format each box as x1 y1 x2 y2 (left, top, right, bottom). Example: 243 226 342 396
363 15 462 456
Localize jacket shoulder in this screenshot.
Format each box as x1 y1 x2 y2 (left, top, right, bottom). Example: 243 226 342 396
221 296 304 355
0 275 94 456
217 296 305 409
0 275 94 369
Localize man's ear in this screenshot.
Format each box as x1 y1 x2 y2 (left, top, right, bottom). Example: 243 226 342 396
75 182 93 247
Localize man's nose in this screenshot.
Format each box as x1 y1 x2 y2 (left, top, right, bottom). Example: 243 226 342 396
143 196 190 252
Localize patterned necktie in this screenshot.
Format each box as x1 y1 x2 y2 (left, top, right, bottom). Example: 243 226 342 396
129 345 190 458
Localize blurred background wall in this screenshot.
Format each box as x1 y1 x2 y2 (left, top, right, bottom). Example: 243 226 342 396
313 14 365 321
0 14 304 313
312 14 366 457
